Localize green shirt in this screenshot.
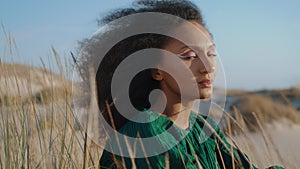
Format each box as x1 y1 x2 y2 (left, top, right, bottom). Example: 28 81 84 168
99 110 283 169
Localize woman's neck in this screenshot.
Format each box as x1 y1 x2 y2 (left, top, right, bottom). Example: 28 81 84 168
154 81 196 130
162 100 194 130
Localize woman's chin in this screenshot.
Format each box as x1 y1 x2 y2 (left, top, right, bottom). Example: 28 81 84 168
199 88 213 100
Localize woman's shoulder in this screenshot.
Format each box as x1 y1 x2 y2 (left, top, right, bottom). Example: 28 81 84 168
118 110 173 138
117 111 221 137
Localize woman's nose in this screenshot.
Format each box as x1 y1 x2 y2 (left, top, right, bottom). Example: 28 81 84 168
199 59 216 74
200 65 215 74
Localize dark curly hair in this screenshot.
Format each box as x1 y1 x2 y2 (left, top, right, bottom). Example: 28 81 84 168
80 0 209 130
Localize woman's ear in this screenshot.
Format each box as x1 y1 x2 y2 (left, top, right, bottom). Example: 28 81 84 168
151 69 164 81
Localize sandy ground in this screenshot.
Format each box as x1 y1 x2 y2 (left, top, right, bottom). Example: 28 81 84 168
233 119 300 168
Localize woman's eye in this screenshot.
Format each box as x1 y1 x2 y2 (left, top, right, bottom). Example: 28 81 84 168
178 50 197 60
207 50 217 57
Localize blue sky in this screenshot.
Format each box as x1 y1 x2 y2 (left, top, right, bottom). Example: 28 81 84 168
1 0 299 90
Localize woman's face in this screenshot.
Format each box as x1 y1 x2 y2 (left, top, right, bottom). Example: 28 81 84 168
157 21 217 100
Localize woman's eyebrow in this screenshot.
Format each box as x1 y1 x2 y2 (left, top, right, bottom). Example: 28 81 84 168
207 43 216 48
175 45 192 54
180 43 216 50
179 45 190 50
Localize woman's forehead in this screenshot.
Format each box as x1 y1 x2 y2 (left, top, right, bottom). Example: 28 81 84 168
164 23 214 52
166 20 213 49
189 21 212 40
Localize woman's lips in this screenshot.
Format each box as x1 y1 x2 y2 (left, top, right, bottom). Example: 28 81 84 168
198 80 212 88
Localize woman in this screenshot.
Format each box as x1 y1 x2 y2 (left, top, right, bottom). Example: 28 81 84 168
80 0 284 168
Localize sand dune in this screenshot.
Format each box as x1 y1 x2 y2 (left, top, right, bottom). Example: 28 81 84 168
234 119 300 168
0 63 70 100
